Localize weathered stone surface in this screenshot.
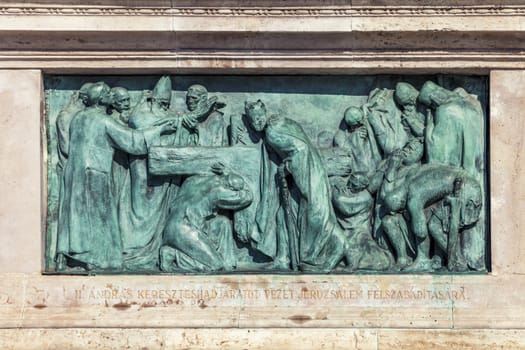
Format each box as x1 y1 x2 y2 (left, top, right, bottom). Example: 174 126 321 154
0 3 525 71
489 70 525 276
0 273 522 329
378 329 525 350
0 70 42 274
1 328 525 349
451 275 525 329
0 328 377 350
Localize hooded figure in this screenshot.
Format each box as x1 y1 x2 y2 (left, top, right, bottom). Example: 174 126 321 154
56 82 93 172
418 80 486 270
419 81 484 177
244 100 349 272
333 106 382 177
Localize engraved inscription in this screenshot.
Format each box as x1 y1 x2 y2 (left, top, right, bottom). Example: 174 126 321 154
70 285 467 305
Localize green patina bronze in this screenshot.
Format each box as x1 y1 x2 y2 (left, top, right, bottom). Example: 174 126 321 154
44 75 488 274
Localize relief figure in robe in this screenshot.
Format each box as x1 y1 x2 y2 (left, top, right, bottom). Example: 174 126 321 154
160 167 253 272
186 84 228 147
366 87 409 157
376 82 425 267
245 100 349 272
331 173 393 271
332 106 381 178
418 80 485 270
107 87 132 202
54 82 93 265
229 109 289 269
118 76 217 270
56 82 93 173
56 82 177 271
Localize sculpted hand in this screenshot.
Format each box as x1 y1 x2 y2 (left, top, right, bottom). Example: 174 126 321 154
235 124 248 144
161 119 179 133
390 150 403 169
444 195 460 209
401 143 415 158
182 114 198 130
357 127 368 139
211 161 226 175
403 104 415 117
207 96 218 109
195 96 219 117
153 117 179 132
332 162 352 176
331 177 347 193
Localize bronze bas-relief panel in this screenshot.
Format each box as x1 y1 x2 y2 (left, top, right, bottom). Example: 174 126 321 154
44 74 488 275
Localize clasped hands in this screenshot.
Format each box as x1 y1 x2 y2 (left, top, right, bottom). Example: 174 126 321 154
152 96 219 133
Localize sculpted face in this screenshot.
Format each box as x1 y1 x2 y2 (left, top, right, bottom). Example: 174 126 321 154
394 82 419 107
401 141 423 166
156 98 170 111
152 75 172 111
186 84 208 112
115 95 130 112
247 107 267 132
245 100 268 132
111 88 131 113
186 95 201 111
419 81 453 108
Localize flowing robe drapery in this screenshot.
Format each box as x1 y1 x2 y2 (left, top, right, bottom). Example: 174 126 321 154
263 115 341 262
333 119 381 177
425 89 485 269
118 101 196 269
57 107 157 269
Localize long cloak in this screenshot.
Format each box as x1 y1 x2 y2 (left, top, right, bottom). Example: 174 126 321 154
118 101 197 269
425 89 485 270
264 115 340 261
57 107 157 269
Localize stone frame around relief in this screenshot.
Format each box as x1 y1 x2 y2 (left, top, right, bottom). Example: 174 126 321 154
0 60 516 333
42 73 491 276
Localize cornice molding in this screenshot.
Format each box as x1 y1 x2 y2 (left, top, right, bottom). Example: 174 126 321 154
1 50 525 73
0 5 524 17
0 4 523 53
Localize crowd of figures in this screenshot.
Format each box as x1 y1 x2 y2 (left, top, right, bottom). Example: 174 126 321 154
52 76 486 274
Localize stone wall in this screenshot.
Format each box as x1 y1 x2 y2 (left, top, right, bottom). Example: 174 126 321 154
0 1 524 349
